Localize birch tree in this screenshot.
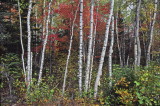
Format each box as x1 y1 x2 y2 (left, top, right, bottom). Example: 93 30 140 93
18 0 26 83
108 16 114 89
94 0 114 98
27 0 33 88
89 0 99 89
146 0 158 66
85 0 95 92
62 3 79 95
134 0 141 67
79 0 84 95
38 0 52 85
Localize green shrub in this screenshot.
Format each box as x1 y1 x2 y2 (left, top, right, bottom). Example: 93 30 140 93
26 78 55 103
133 65 160 105
112 65 160 105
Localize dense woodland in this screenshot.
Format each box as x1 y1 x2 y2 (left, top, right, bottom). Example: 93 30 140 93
0 0 160 105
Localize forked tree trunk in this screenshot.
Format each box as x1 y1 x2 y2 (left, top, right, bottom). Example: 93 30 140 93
62 3 79 95
85 0 95 92
94 0 114 98
89 0 99 89
18 0 26 83
108 16 114 89
79 0 84 95
38 0 52 85
146 0 158 66
27 0 33 88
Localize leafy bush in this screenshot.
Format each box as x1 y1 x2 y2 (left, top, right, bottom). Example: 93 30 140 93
0 53 22 99
26 78 55 103
0 53 22 77
112 65 160 105
133 65 160 105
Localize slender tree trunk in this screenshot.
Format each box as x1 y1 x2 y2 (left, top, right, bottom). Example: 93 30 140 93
18 0 26 83
94 0 114 98
126 26 130 66
134 0 141 67
108 16 114 89
85 0 95 92
30 52 33 83
89 0 99 89
146 0 157 66
79 0 84 96
115 12 123 67
27 0 33 88
38 0 52 85
42 0 46 39
137 37 141 66
134 37 138 65
62 3 79 95
82 43 86 63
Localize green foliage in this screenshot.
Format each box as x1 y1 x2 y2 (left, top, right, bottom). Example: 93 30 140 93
14 78 27 102
1 53 21 70
133 65 160 105
26 78 55 103
81 88 94 98
0 53 21 80
99 0 109 4
112 64 160 105
112 64 135 84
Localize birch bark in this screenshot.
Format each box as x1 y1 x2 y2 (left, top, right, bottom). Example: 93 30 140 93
62 3 79 95
134 0 141 67
94 0 114 98
108 16 114 89
85 0 94 92
146 0 158 66
89 0 99 89
79 0 84 95
27 0 33 88
38 0 52 85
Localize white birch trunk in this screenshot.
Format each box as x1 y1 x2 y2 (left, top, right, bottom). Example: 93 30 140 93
134 38 138 66
38 0 52 85
137 36 141 66
18 0 26 83
146 0 157 66
85 0 95 92
134 0 141 67
89 1 99 89
62 3 79 95
27 0 33 88
89 26 96 89
79 0 84 95
94 0 114 98
108 16 114 89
